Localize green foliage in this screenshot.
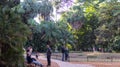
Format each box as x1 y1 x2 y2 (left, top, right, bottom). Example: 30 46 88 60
95 1 120 51
66 3 85 29
18 0 54 52
112 36 120 52
60 0 101 51
70 0 120 52
0 3 31 67
21 0 53 21
11 0 120 53
66 43 73 50
0 0 20 8
25 21 75 52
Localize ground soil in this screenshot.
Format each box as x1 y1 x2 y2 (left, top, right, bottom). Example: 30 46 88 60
38 59 60 67
71 62 120 67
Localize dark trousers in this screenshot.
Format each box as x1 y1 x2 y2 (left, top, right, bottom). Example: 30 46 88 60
65 53 69 61
47 55 51 66
62 53 65 61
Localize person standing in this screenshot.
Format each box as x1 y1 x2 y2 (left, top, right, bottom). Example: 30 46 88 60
46 45 52 67
61 45 65 61
64 46 69 61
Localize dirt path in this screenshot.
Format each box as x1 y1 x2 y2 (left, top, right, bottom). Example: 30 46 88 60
71 62 120 67
39 56 94 67
38 59 59 67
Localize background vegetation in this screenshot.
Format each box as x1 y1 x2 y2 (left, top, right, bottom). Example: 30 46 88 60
0 0 120 66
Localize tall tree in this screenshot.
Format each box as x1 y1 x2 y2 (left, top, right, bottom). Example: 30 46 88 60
21 0 53 23
60 0 103 51
95 1 120 52
0 0 31 66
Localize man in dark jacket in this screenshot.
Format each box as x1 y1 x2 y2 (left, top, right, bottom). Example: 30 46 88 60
46 45 52 67
61 45 65 61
